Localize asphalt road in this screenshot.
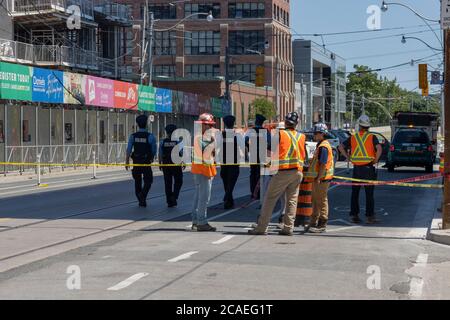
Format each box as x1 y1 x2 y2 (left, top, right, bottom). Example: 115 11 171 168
0 162 449 300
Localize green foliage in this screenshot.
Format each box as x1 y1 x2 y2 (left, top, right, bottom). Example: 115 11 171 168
346 65 441 127
249 98 276 121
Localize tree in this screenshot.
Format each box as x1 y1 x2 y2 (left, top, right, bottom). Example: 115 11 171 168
248 97 276 121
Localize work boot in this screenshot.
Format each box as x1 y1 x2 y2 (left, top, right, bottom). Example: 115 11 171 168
278 229 293 236
138 194 147 207
224 201 234 210
309 226 326 233
197 224 217 232
191 224 198 231
294 216 305 227
366 216 381 224
351 216 362 224
248 229 268 235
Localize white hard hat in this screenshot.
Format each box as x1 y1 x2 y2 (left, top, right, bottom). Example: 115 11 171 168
358 114 371 128
277 121 285 129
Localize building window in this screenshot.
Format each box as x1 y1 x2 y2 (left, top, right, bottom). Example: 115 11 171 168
185 3 221 19
185 64 220 79
153 65 175 78
229 30 265 55
153 31 176 55
229 2 265 18
148 4 177 19
184 31 220 55
230 64 257 83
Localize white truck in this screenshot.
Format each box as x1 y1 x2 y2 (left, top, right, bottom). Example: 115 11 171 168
390 112 440 158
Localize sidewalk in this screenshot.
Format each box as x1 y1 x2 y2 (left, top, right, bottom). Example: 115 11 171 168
427 205 450 246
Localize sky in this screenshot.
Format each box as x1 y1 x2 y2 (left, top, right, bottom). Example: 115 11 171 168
291 0 443 93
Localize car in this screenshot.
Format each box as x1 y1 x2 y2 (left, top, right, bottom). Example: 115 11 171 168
371 132 390 162
303 131 339 165
386 128 435 173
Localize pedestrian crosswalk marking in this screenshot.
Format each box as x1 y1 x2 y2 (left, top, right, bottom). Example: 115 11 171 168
212 235 235 245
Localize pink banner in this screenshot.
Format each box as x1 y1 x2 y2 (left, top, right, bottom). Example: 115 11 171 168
85 76 114 108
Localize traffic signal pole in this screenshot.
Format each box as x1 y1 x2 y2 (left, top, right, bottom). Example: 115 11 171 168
444 29 450 229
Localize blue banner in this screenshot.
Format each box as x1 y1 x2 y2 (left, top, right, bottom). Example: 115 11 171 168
155 88 172 113
32 68 64 103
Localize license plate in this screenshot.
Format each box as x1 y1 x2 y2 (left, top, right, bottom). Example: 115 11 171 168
407 147 415 151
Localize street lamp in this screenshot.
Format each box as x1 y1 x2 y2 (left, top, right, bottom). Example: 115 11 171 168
401 35 443 52
380 1 442 48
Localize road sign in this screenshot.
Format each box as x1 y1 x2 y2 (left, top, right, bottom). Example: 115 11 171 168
442 0 450 29
255 65 265 87
431 71 443 85
419 64 428 89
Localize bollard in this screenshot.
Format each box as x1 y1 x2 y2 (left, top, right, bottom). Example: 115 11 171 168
92 151 97 180
37 154 41 186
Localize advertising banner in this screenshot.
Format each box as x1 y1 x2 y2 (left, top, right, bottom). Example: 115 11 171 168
85 75 114 108
155 88 172 113
0 61 32 101
182 92 199 115
64 72 86 105
198 95 212 115
138 85 155 112
32 68 64 103
211 98 223 118
114 80 138 110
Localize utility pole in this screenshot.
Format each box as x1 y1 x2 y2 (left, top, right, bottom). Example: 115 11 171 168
225 46 230 104
300 79 304 128
443 29 450 229
361 94 365 115
276 57 280 119
321 81 326 123
140 1 147 86
351 92 355 128
148 11 154 86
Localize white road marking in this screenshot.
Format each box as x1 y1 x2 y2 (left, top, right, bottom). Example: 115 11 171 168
102 255 112 259
408 253 428 298
107 272 148 291
212 235 235 245
168 251 199 263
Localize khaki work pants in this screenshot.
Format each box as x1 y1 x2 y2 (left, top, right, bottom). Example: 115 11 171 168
255 169 303 233
310 181 330 227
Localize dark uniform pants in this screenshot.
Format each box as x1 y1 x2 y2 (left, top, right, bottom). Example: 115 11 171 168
132 166 153 201
162 166 183 204
250 165 261 199
220 166 240 205
351 165 377 217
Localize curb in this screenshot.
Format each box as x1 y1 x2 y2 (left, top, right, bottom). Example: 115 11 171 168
428 229 450 246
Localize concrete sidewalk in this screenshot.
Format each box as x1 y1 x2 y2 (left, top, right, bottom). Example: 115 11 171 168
427 205 450 246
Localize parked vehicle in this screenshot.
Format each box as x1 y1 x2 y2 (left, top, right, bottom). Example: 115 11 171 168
387 128 434 173
330 129 351 160
303 131 339 165
371 132 390 162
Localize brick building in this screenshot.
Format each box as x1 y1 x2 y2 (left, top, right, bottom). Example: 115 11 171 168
119 0 294 125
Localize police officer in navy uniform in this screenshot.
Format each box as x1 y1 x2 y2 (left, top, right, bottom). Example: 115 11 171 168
126 115 157 207
159 124 184 208
220 115 242 209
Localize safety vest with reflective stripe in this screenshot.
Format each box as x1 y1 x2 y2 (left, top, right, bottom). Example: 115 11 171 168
350 131 376 166
440 155 444 174
191 135 217 178
272 129 306 171
304 140 334 181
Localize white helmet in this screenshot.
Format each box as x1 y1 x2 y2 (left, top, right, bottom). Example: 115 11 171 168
276 121 285 129
358 115 371 128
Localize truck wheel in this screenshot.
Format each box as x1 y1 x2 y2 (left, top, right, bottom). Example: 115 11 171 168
388 164 395 172
425 164 433 173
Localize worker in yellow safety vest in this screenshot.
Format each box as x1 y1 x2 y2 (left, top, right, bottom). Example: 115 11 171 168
304 123 334 233
249 111 306 236
191 113 218 232
338 115 382 224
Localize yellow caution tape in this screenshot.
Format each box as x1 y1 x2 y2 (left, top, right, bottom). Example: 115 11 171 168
333 175 442 189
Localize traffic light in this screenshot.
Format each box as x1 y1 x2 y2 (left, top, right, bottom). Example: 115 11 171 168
255 65 265 87
419 64 428 89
